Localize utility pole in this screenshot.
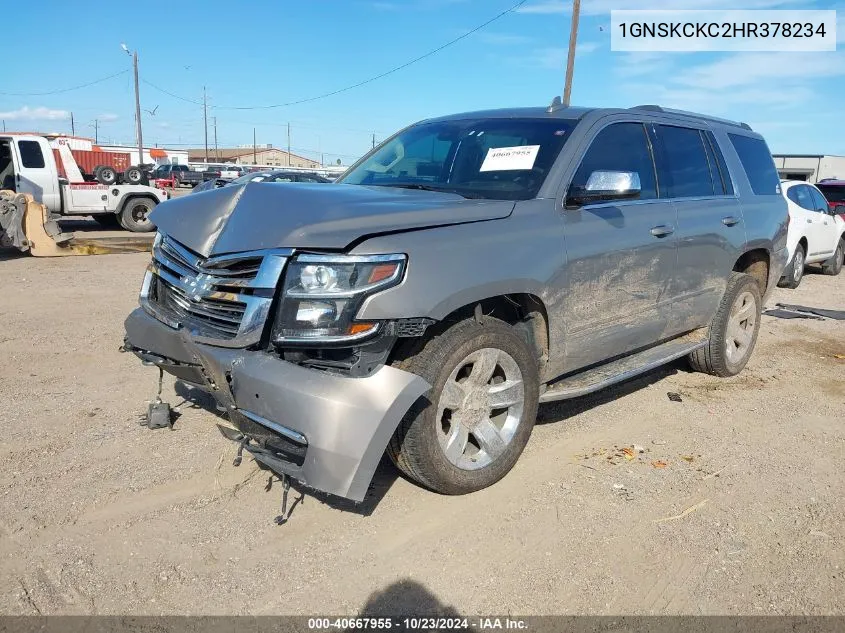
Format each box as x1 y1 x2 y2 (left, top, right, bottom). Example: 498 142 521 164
253 127 257 165
562 0 581 106
287 122 291 166
203 86 209 163
91 119 99 144
213 116 219 161
121 44 144 166
133 51 143 164
70 112 75 135
372 132 376 149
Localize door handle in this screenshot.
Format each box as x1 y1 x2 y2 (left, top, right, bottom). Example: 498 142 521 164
721 216 739 227
650 225 674 237
807 218 813 223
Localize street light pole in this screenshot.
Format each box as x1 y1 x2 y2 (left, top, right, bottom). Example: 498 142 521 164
562 0 581 106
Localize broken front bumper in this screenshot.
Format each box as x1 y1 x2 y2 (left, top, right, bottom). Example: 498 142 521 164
124 308 430 502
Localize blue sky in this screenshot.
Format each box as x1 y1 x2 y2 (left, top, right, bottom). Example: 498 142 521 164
1 0 843 164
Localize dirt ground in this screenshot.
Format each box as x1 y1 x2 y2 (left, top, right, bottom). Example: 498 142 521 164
0 238 843 617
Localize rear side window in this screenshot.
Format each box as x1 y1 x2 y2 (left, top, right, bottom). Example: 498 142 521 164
18 140 45 168
655 125 714 198
571 122 658 201
728 134 780 195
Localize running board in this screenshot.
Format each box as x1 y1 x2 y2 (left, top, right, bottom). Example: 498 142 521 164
539 337 706 403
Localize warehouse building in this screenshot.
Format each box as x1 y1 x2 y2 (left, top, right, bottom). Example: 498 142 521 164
772 154 845 183
187 146 320 169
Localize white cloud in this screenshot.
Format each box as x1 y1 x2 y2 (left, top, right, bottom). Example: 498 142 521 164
577 40 601 54
615 47 845 122
0 105 69 121
98 113 119 122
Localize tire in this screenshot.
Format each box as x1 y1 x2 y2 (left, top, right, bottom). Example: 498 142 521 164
124 166 144 185
119 197 156 233
93 214 121 228
778 243 806 289
97 166 117 186
688 272 762 377
820 238 844 276
387 317 540 495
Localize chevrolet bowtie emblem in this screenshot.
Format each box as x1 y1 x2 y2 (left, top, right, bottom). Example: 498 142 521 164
184 273 213 302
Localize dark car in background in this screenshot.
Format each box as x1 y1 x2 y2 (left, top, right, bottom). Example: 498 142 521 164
151 164 207 188
817 179 845 218
191 170 331 193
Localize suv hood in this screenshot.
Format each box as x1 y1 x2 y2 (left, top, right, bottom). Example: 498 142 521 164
149 182 515 257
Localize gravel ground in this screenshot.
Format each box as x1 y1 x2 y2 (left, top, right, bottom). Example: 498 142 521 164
0 247 843 616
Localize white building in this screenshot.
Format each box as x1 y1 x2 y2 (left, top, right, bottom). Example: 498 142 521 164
772 154 845 183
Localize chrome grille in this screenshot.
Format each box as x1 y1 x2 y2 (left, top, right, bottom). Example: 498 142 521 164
140 234 291 347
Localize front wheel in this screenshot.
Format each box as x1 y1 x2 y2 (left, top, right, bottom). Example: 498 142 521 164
821 239 844 276
119 198 156 232
387 317 539 495
688 272 762 377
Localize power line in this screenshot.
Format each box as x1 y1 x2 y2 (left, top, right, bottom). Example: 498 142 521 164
139 0 528 111
0 69 129 96
142 78 204 106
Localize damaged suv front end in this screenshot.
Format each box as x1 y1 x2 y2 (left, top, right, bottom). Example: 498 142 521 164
124 211 433 502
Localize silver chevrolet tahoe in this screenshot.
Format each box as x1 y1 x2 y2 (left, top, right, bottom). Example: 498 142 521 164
123 103 788 502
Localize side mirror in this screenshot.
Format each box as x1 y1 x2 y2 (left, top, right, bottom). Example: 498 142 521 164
835 204 845 215
567 170 642 207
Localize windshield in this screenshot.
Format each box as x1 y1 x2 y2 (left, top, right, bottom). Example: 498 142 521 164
817 184 845 204
339 118 576 200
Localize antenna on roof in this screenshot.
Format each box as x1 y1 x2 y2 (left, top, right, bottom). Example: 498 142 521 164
547 95 564 113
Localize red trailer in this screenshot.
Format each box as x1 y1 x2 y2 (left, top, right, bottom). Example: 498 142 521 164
52 148 131 181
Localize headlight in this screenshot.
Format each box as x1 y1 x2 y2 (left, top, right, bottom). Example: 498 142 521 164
273 253 406 344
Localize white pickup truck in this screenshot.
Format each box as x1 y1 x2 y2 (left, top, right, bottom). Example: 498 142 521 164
0 134 168 232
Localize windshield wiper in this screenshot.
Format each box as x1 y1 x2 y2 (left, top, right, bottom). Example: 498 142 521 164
388 183 482 199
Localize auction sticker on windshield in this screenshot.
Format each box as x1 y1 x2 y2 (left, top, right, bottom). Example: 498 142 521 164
479 145 540 172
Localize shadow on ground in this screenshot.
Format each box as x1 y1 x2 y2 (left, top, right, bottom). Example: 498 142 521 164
350 578 476 630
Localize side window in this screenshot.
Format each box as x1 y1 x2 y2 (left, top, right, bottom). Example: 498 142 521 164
792 185 815 211
809 186 830 212
728 133 780 195
569 122 657 202
18 140 46 169
655 125 714 198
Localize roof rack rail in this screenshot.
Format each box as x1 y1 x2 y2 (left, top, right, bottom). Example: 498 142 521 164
630 105 752 131
547 95 566 113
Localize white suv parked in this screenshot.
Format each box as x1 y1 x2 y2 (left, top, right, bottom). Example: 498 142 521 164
778 180 845 288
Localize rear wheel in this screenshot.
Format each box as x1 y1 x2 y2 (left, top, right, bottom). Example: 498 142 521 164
387 317 539 495
778 243 805 289
97 166 117 186
119 198 156 233
124 166 144 185
820 239 844 276
688 272 762 377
